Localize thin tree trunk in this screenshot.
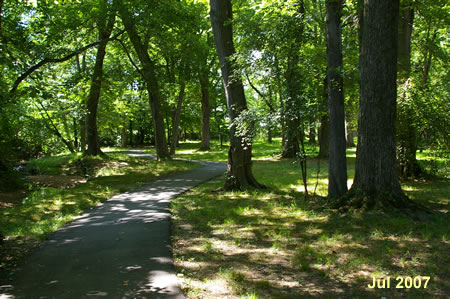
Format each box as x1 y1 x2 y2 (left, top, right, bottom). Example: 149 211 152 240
396 5 420 178
318 76 329 158
118 2 169 159
80 119 86 152
36 102 75 153
121 119 127 147
326 0 347 198
73 117 79 150
309 123 316 144
281 1 305 159
170 81 185 155
199 74 211 150
345 118 356 148
346 0 414 210
129 120 133 146
210 0 263 190
86 2 114 156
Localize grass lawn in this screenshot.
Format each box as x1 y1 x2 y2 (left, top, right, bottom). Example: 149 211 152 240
170 140 449 298
0 149 199 279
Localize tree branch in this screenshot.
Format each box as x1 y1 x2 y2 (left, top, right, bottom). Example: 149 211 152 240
9 28 125 94
115 38 143 77
245 73 275 112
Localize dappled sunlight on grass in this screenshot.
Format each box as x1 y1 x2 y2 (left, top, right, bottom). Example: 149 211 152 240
171 152 449 297
0 154 199 241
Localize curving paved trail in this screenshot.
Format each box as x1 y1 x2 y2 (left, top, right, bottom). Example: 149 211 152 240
2 154 225 298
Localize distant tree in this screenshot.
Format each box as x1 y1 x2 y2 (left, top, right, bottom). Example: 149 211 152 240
86 0 115 156
116 0 169 159
396 3 420 177
210 0 263 189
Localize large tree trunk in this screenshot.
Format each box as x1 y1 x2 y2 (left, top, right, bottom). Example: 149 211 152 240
118 2 169 159
346 0 413 210
199 74 211 150
326 0 347 198
210 0 263 190
85 3 114 156
170 81 185 155
396 6 421 178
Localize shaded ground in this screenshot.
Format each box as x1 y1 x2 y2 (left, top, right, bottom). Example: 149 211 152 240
171 159 449 298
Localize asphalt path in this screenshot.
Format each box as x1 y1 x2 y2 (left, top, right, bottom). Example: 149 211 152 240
2 153 226 298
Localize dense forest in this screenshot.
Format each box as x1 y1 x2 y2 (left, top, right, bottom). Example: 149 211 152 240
1 0 448 193
1 0 449 297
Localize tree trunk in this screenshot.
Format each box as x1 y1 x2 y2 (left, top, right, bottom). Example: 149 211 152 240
318 76 329 159
281 1 305 159
267 127 273 144
346 0 413 210
199 74 211 150
80 118 86 152
308 123 316 144
170 81 185 155
121 118 127 147
396 6 421 178
345 118 356 148
118 2 169 159
86 3 114 156
326 0 347 198
210 0 263 190
318 115 329 158
73 117 79 150
128 120 133 146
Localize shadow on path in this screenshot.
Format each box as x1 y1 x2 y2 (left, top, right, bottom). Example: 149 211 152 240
2 156 225 298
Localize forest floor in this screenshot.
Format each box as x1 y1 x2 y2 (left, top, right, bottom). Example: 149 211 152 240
170 140 449 298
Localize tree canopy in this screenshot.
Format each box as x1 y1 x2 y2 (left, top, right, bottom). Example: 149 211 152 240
0 0 448 200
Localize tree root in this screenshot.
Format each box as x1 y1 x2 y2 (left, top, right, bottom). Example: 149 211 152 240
330 188 431 218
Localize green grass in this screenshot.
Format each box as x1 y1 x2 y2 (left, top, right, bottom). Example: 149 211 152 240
171 144 449 298
170 138 322 162
1 151 200 240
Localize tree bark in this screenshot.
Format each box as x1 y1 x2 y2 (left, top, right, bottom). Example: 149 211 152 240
118 2 169 159
199 74 211 150
346 0 413 210
170 81 185 155
210 0 263 190
86 2 115 156
326 0 347 198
